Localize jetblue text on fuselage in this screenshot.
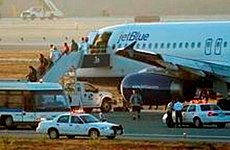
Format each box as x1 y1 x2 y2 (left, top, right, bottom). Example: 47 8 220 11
117 31 150 43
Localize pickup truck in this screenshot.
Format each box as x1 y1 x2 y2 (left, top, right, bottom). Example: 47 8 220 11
69 81 115 113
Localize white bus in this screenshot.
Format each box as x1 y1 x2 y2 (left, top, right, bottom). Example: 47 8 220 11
0 81 70 129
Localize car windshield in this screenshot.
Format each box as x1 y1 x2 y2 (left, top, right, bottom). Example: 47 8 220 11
79 114 100 123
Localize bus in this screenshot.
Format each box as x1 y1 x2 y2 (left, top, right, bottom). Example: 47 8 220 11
0 81 70 129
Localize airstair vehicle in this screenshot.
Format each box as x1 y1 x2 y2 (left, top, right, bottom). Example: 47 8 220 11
20 0 63 20
42 51 114 112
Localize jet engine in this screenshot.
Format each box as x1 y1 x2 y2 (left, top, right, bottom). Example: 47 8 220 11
120 72 196 105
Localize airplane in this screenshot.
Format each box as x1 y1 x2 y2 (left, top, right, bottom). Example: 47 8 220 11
113 21 230 108
75 21 230 108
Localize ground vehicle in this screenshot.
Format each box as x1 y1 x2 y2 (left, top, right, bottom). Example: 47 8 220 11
36 113 123 139
69 82 114 113
20 0 63 20
0 81 70 129
162 103 230 128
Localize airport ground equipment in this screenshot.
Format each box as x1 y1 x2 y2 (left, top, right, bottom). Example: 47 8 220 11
20 0 63 20
42 51 114 112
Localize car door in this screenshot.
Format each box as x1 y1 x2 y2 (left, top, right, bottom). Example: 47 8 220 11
56 115 70 134
183 105 196 123
68 116 85 135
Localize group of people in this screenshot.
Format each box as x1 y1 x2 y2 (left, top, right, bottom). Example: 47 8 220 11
128 89 184 128
166 97 184 128
25 37 90 82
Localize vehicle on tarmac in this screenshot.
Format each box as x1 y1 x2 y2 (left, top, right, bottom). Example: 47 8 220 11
69 81 115 113
0 81 70 129
36 113 123 139
20 0 63 20
162 103 230 128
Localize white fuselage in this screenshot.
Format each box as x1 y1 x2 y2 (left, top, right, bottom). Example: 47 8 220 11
77 21 230 78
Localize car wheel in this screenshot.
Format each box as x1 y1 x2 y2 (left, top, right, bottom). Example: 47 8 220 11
5 116 15 129
193 118 202 128
89 129 99 139
67 135 75 139
48 128 59 139
100 99 112 113
217 123 226 128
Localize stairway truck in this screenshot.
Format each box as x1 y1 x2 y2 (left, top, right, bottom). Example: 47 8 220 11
69 82 115 113
20 0 63 20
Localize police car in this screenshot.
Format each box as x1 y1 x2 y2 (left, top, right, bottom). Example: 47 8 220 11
36 113 123 139
162 103 230 128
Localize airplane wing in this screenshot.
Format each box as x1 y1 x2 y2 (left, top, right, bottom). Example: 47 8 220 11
115 42 230 80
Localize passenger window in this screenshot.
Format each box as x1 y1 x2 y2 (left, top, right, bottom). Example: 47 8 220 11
185 42 189 48
191 42 195 48
197 42 201 48
160 43 164 49
188 105 196 112
142 43 146 49
136 43 140 49
118 44 122 48
173 43 177 49
166 43 170 49
57 115 69 123
148 43 152 49
223 41 227 48
154 43 158 49
179 43 183 48
71 116 83 124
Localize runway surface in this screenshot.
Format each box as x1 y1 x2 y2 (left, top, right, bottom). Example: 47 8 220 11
1 111 230 142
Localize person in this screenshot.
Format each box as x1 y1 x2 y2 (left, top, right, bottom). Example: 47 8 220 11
79 36 90 54
49 46 62 65
173 98 183 127
62 42 70 55
129 89 143 120
99 112 106 122
166 99 175 127
25 65 37 82
70 39 79 52
37 53 49 78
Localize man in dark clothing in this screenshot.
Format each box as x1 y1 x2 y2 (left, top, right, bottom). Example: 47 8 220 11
26 65 37 82
70 39 79 52
129 90 143 120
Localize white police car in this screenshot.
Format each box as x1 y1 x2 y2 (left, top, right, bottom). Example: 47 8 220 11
162 103 230 128
36 113 123 139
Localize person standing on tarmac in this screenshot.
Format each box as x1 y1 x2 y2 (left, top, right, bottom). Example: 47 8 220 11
129 89 143 120
166 99 175 127
173 98 183 127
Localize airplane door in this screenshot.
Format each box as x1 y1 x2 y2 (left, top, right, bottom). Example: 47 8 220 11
204 38 213 55
214 38 223 55
87 31 99 45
